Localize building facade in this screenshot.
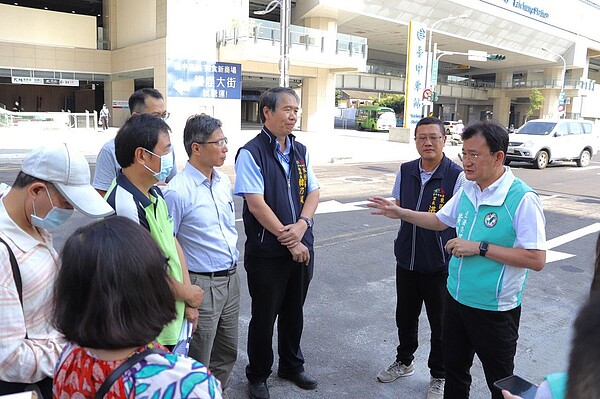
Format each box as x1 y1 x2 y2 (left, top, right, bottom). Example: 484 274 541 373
1 0 600 136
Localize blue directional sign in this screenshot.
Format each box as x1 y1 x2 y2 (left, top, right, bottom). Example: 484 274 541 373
167 59 242 99
559 91 566 105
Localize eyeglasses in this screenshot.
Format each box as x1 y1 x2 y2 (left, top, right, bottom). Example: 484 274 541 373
151 111 170 120
416 135 443 143
199 137 228 148
459 151 497 162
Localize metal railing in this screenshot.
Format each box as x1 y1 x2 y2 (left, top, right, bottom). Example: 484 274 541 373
216 18 367 58
0 108 99 129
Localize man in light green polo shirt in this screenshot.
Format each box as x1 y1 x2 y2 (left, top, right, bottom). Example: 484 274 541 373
105 113 203 347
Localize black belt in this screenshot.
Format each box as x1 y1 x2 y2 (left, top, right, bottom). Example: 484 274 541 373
194 267 237 278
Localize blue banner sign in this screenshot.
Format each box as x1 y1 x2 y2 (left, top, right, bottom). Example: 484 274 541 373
167 59 242 99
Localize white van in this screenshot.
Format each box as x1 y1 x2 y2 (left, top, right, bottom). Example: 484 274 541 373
505 119 598 169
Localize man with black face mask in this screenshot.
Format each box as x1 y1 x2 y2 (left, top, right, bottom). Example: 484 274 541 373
0 143 113 398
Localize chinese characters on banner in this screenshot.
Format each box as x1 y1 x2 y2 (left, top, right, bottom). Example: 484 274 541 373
403 21 428 128
167 59 242 99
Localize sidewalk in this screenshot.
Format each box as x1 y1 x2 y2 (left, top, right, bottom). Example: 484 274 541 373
0 126 462 167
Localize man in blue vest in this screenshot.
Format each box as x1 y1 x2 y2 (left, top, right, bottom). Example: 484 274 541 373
368 121 546 399
234 87 320 399
376 117 465 399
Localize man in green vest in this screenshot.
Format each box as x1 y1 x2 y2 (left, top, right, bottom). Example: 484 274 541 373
368 121 546 399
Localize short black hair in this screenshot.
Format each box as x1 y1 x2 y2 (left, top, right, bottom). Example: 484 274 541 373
566 294 600 398
183 114 223 156
128 88 164 115
114 113 171 168
415 117 445 137
53 216 176 349
258 86 299 123
462 121 508 154
12 171 46 188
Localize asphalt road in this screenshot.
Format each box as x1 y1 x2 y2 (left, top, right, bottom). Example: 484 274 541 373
1 157 600 399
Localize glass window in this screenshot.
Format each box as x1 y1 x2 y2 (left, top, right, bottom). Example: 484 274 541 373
568 122 582 135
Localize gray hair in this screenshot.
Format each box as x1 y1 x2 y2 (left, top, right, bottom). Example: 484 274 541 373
183 114 223 156
258 87 299 123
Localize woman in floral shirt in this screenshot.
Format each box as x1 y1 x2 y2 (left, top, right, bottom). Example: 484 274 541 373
52 217 222 399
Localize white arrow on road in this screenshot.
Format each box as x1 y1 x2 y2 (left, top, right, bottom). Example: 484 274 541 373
238 199 600 264
545 222 600 263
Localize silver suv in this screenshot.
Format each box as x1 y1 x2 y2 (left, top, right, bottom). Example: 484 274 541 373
506 119 598 169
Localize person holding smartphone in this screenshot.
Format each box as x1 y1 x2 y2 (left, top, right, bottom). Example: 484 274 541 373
501 234 600 399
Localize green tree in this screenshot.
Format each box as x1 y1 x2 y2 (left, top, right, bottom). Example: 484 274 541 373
525 88 544 121
378 93 405 114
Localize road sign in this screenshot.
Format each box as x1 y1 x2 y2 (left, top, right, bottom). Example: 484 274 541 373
431 60 439 86
468 50 488 62
559 91 566 105
422 88 432 100
558 104 565 112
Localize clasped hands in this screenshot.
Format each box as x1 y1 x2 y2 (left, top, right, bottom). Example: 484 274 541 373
278 220 310 265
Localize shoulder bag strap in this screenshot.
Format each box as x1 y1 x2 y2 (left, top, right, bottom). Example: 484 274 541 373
0 236 29 339
0 237 23 306
94 348 167 399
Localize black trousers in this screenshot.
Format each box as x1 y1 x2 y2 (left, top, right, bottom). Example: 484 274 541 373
395 266 447 378
443 293 521 399
245 252 314 383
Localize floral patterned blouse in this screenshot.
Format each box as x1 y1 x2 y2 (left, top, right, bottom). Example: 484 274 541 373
53 342 222 399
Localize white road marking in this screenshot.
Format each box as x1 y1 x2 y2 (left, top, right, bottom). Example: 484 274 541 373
546 223 600 249
566 165 600 171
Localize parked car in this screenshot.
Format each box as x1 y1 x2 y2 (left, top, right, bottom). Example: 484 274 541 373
443 120 464 144
444 120 461 134
505 119 598 169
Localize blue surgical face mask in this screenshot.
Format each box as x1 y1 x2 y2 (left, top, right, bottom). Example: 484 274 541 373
31 186 74 230
144 149 173 182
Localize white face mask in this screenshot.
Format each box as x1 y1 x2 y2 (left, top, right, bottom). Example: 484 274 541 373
143 149 174 183
31 186 74 230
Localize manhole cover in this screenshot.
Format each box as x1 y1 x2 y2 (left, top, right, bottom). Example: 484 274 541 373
559 265 585 273
345 177 373 182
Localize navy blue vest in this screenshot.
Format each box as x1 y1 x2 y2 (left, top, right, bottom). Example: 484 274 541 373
394 155 462 274
236 127 314 257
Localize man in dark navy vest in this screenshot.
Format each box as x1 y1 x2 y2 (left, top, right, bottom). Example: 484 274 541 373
376 117 465 399
234 87 320 399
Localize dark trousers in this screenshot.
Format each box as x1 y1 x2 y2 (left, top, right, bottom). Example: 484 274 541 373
395 266 447 378
245 252 314 383
443 293 521 399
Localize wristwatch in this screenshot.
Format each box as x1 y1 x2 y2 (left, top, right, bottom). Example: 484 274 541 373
299 216 313 229
479 241 489 257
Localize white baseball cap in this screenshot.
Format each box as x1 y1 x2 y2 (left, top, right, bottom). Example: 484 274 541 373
21 143 114 217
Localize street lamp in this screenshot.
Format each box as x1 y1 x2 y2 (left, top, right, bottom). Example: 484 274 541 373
254 0 291 87
424 15 468 116
542 47 567 118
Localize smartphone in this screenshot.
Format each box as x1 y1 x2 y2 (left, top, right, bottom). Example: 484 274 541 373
493 375 538 399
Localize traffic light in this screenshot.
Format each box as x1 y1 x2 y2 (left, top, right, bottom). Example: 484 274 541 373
487 53 506 61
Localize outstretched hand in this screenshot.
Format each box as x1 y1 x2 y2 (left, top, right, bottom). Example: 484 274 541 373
367 197 403 219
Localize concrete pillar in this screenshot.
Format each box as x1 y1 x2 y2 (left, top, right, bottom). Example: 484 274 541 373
302 16 337 50
540 90 560 119
496 72 512 89
108 80 135 127
492 96 511 126
300 69 336 132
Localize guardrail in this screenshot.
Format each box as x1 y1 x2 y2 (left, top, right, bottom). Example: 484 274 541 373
216 18 367 58
0 108 99 129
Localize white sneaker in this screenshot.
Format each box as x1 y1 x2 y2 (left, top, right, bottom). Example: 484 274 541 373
376 361 415 383
427 377 445 399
